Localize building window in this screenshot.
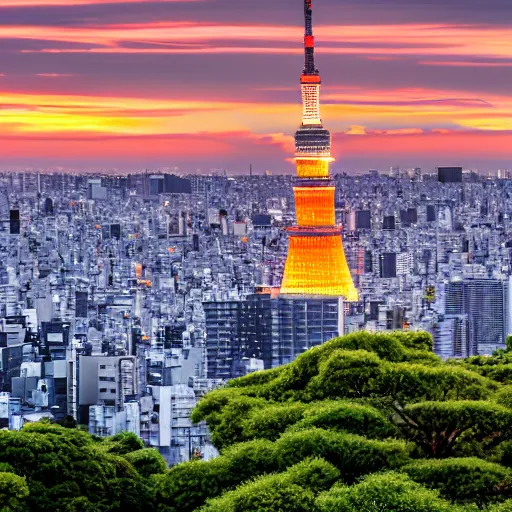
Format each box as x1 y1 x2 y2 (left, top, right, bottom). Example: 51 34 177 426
99 388 107 393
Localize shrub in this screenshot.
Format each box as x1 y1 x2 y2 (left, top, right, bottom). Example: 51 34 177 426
220 439 278 483
227 366 285 389
316 472 461 512
123 449 167 478
201 458 339 512
153 459 231 512
282 457 340 494
0 425 150 512
399 401 512 457
489 501 512 511
494 386 512 409
485 365 512 384
201 480 316 512
307 350 384 400
402 457 512 505
0 472 29 511
331 331 411 361
242 402 308 441
274 428 411 482
379 363 496 404
191 388 248 425
154 439 277 512
101 431 145 455
391 331 434 352
289 400 398 439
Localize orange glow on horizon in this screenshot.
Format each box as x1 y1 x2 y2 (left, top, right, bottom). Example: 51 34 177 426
0 11 510 170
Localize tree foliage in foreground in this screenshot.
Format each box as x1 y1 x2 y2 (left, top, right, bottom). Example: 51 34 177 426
9 330 512 511
185 331 512 511
0 422 166 511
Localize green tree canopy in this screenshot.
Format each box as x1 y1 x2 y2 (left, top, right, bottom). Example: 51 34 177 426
0 424 152 512
201 458 339 512
402 457 512 505
398 401 512 457
316 472 464 512
0 472 29 512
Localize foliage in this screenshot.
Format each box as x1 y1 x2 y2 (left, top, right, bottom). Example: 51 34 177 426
201 480 315 512
307 349 383 400
0 472 29 512
123 449 167 478
153 439 278 512
153 459 232 512
240 402 308 442
0 423 152 512
316 472 463 512
489 501 512 512
325 331 410 362
201 458 339 512
289 400 398 439
494 386 512 409
378 363 496 404
390 331 434 352
398 401 512 457
10 331 512 511
101 431 145 455
484 365 512 384
273 428 411 482
402 457 512 505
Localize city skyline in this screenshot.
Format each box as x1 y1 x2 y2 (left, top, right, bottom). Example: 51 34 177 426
0 0 511 173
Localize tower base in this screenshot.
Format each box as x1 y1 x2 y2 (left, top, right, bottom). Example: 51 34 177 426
280 230 359 301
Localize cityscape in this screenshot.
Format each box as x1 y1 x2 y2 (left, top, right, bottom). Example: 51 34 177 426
0 0 512 510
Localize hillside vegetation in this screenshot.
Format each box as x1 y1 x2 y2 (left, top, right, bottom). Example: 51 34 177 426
5 331 512 511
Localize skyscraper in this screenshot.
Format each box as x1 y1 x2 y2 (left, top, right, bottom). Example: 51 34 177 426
445 279 508 355
280 0 358 301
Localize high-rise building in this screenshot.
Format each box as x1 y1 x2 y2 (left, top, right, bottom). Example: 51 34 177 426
203 292 344 380
434 314 469 359
280 0 357 301
445 279 508 355
380 253 397 279
438 167 463 183
9 210 20 235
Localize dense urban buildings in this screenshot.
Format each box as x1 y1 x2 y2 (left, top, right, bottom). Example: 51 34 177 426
1 167 512 463
0 0 510 469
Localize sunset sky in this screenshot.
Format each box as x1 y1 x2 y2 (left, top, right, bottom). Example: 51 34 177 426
0 0 511 174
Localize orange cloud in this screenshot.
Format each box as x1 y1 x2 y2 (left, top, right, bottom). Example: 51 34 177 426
320 86 512 134
2 84 512 143
0 22 509 62
1 129 510 173
37 73 76 77
337 130 512 160
418 60 512 68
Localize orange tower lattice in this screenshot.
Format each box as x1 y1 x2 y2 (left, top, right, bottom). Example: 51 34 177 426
280 0 358 301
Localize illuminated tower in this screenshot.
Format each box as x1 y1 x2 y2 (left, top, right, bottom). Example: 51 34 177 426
280 0 358 301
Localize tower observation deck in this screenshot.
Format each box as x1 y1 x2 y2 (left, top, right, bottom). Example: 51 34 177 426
280 0 358 300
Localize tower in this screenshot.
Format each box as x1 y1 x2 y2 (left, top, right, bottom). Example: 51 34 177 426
280 0 358 300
